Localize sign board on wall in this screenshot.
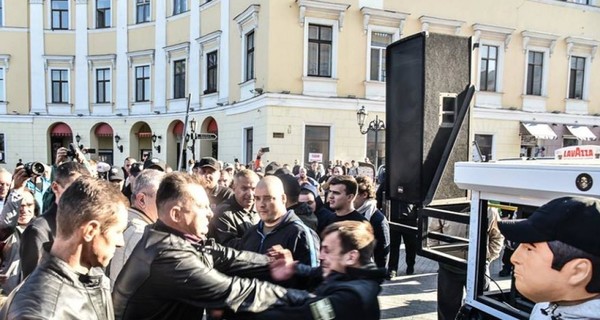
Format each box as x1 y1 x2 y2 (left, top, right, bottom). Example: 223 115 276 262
309 153 323 162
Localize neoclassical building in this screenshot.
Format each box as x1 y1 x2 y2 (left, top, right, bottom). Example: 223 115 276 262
0 0 599 169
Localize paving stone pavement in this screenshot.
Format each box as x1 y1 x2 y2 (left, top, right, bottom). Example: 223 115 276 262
380 245 505 319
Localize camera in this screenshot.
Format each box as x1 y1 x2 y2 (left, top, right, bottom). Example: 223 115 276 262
24 162 45 177
234 158 239 163
260 147 270 153
66 143 82 160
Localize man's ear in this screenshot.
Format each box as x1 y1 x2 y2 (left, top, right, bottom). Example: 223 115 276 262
82 220 101 242
344 249 360 266
136 193 146 209
170 205 182 223
564 258 593 288
281 193 287 205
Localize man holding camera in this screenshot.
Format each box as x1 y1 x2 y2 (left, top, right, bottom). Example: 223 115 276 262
20 161 90 279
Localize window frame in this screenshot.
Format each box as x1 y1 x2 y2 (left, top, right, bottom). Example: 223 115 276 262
51 0 69 30
50 68 69 104
95 67 111 103
479 44 499 92
173 59 186 99
244 30 255 82
0 133 5 164
368 30 394 82
525 50 545 96
205 50 218 94
0 67 5 102
136 0 151 24
568 55 586 100
134 65 151 102
173 0 187 15
244 127 253 164
307 23 333 78
0 0 4 27
96 0 111 29
474 134 494 162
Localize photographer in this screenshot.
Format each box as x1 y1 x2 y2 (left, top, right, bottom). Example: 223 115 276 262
0 167 40 294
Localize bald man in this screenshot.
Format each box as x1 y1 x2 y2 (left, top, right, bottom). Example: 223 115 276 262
0 168 12 211
240 176 320 267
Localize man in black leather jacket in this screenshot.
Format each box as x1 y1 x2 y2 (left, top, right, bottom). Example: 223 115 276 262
113 172 309 320
236 220 386 320
1 177 129 320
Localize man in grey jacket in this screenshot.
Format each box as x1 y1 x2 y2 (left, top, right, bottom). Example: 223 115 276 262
498 196 600 320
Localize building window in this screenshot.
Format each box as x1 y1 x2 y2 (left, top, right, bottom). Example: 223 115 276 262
307 24 332 77
245 31 255 81
51 69 69 103
96 0 111 28
135 65 150 102
479 45 498 92
474 134 493 162
370 32 392 82
526 51 544 96
563 137 579 147
205 51 218 94
245 127 253 164
568 56 585 100
173 59 186 99
304 126 330 165
173 0 186 15
0 68 4 102
136 0 150 24
0 133 4 163
51 0 69 30
96 68 110 103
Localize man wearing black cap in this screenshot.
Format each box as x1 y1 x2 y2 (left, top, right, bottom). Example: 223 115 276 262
109 165 125 190
195 157 234 210
498 196 600 320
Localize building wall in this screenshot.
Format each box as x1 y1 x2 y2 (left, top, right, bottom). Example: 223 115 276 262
0 0 598 170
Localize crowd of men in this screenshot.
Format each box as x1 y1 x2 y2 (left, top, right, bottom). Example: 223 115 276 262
0 148 599 320
0 150 391 319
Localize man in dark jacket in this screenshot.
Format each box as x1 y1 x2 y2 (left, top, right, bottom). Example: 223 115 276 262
299 183 334 234
208 169 260 247
1 177 128 319
276 173 318 233
194 157 234 210
19 161 90 279
238 220 386 320
240 176 320 267
112 172 309 320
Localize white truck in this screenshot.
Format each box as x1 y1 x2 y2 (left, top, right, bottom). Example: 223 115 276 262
450 145 600 319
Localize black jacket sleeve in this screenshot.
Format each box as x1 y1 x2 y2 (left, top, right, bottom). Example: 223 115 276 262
19 224 48 279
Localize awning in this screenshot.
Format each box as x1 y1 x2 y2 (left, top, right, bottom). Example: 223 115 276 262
95 123 114 137
50 123 72 137
207 119 218 134
173 121 184 136
137 132 152 138
521 123 557 140
566 125 597 141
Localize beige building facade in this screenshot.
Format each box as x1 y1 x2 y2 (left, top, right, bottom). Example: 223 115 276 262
0 0 599 169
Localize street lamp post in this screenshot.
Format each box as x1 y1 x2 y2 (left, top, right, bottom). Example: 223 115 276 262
356 106 386 170
186 118 198 161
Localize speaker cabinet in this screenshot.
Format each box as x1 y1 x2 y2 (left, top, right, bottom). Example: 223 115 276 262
385 32 473 205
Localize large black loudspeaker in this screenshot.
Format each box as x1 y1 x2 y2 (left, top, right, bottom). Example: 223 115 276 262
385 32 473 205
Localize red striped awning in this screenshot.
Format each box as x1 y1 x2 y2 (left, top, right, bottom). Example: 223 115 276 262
173 121 184 136
50 123 72 137
95 123 114 137
137 132 152 138
207 119 218 134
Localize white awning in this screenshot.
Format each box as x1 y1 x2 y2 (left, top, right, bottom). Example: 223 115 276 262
521 123 557 140
566 125 597 141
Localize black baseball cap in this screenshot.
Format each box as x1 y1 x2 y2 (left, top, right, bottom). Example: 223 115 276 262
198 157 220 171
498 196 600 257
264 161 281 175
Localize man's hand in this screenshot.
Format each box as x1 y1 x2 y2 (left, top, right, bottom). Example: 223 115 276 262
55 147 68 165
268 245 297 281
11 167 29 191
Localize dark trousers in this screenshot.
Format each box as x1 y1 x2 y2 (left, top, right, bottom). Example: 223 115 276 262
388 220 417 273
437 265 466 320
